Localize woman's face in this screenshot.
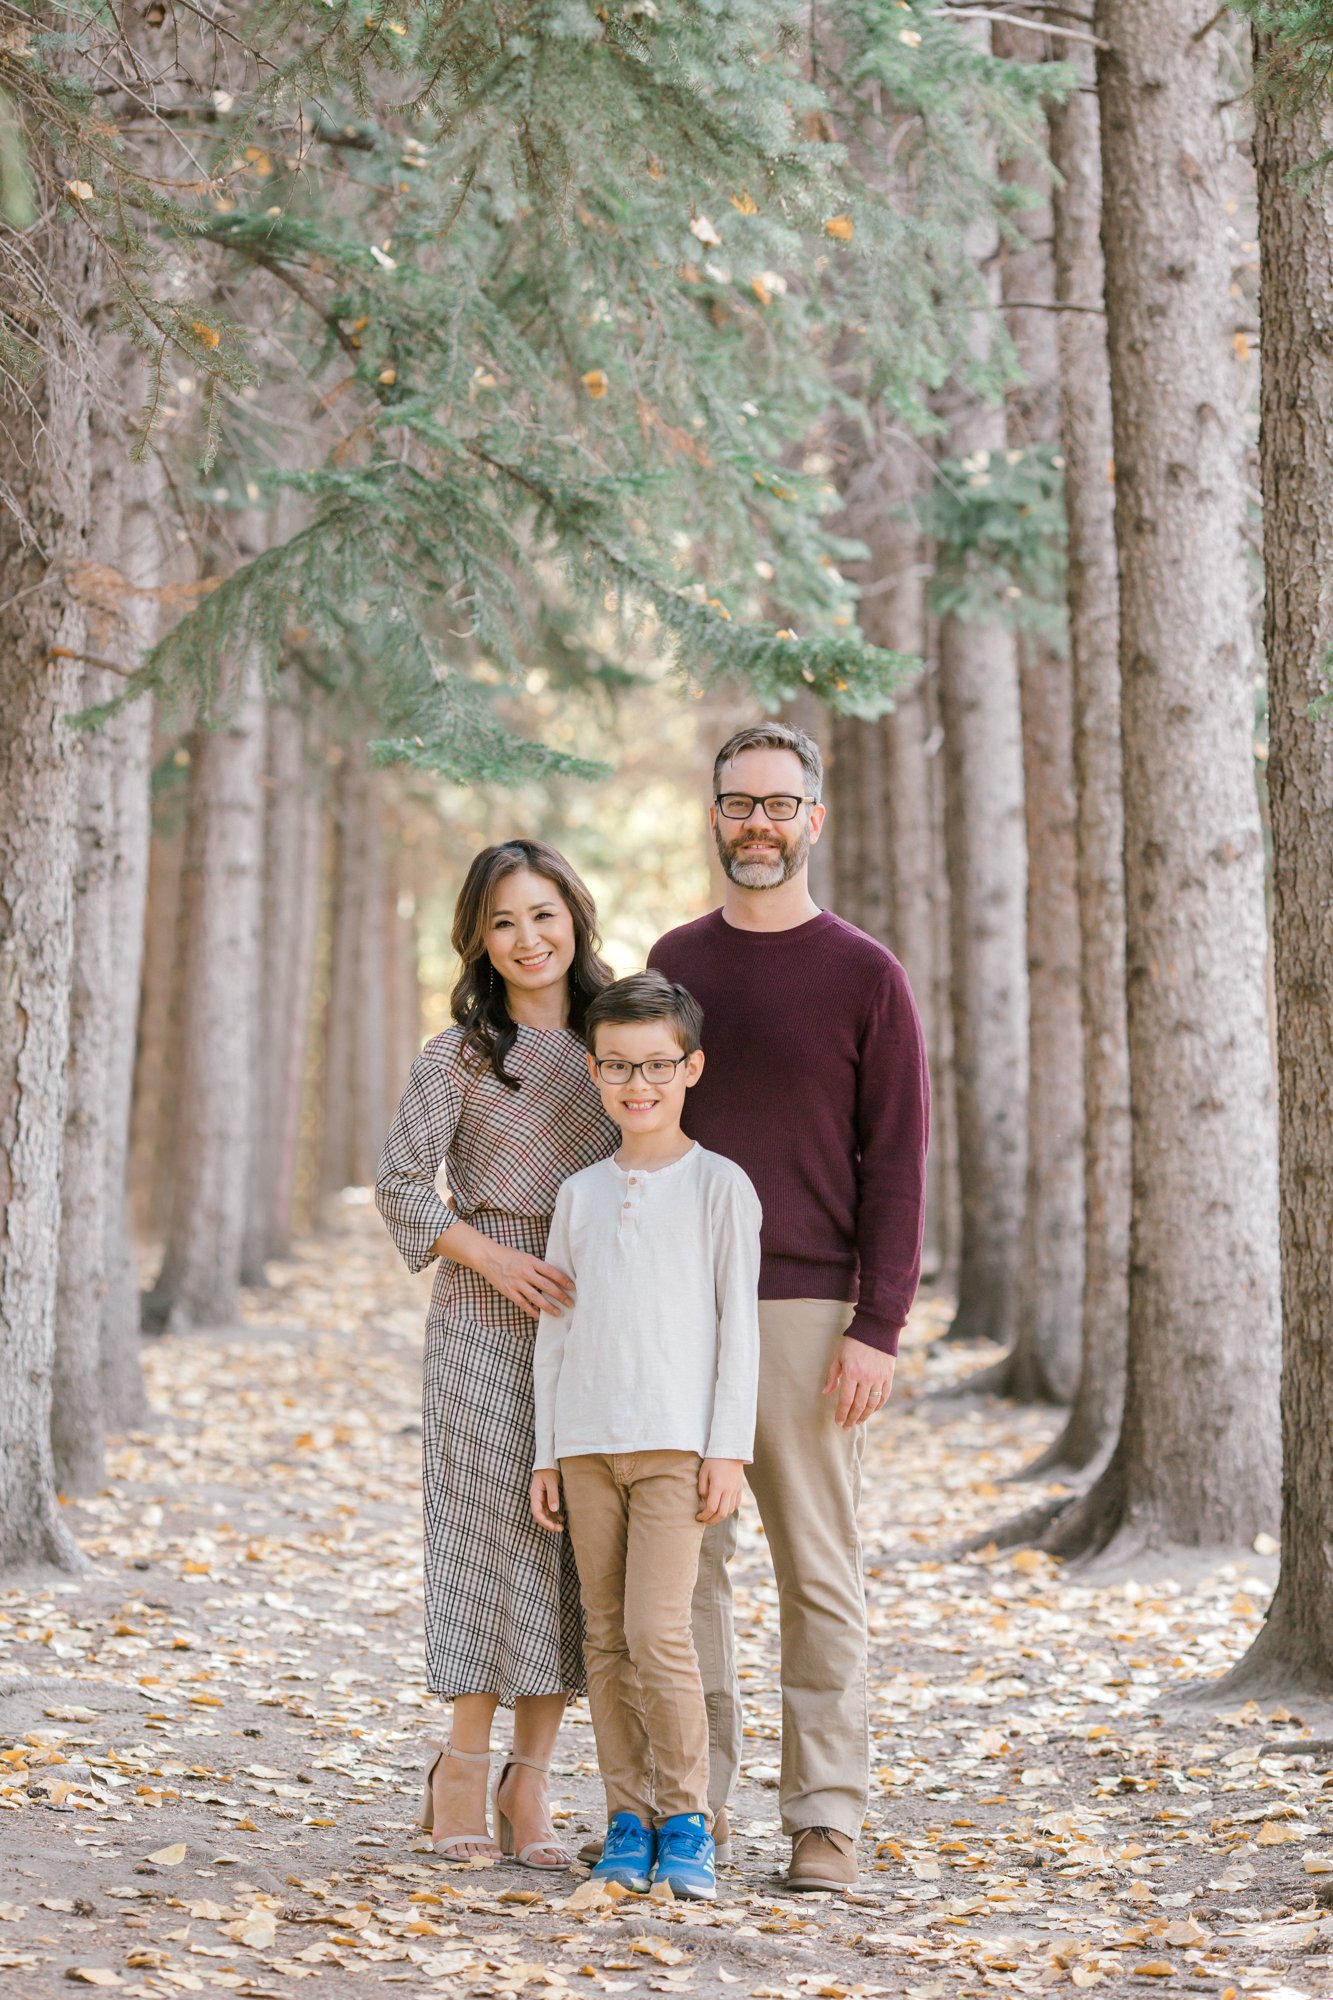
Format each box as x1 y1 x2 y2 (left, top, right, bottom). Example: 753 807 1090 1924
484 868 577 1001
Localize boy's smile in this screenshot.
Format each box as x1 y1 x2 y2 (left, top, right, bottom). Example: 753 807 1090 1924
588 1019 705 1161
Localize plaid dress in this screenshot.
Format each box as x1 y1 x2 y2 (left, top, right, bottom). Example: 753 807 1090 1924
376 1024 618 1704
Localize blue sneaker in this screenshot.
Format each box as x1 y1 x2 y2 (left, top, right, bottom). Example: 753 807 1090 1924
592 1811 655 1894
651 1813 716 1901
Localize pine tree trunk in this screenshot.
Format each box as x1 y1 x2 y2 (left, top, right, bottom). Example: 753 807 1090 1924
51 660 116 1497
924 646 961 1295
857 435 953 1278
243 691 322 1277
936 184 1030 1348
100 646 157 1430
385 832 423 1115
828 713 864 927
974 22 1086 1404
54 410 160 1468
1220 55 1333 1692
268 754 324 1263
0 212 94 1569
143 659 267 1332
1049 0 1280 1561
1025 40 1130 1481
129 808 183 1239
320 744 391 1195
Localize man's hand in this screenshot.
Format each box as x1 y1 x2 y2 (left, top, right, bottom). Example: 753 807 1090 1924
530 1468 564 1532
821 1336 896 1429
697 1458 745 1524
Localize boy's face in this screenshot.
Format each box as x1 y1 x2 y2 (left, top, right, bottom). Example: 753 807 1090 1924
588 1018 705 1139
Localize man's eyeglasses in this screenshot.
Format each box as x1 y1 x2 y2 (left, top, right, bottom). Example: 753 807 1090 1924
714 792 814 822
593 1055 690 1085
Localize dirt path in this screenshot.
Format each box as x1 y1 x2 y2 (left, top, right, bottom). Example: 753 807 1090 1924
2 1211 1331 2000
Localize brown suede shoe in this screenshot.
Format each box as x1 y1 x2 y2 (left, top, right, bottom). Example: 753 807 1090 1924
785 1825 857 1891
579 1806 732 1868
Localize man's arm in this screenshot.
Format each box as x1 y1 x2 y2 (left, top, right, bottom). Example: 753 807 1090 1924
825 961 929 1424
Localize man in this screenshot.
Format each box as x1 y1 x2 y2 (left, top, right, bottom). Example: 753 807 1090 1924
648 721 929 1892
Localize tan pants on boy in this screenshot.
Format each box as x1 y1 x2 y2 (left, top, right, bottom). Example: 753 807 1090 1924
691 1299 868 1841
561 1449 711 1827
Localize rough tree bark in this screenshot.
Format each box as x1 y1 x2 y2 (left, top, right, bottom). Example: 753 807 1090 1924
1043 0 1280 1563
99 478 160 1431
243 689 322 1278
936 199 1030 1350
384 815 423 1113
143 649 267 1333
320 742 391 1196
1021 38 1130 1486
856 431 954 1279
1217 54 1333 1693
967 19 1085 1406
129 806 183 1237
51 644 117 1497
52 403 160 1478
0 207 94 1568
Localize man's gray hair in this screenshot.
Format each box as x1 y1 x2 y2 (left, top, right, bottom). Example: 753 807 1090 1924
712 721 824 803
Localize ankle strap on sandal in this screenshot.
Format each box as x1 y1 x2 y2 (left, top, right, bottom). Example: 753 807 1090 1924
429 1739 491 1766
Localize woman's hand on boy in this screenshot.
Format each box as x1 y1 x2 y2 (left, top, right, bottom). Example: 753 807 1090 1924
530 1469 565 1532
481 1241 576 1320
697 1458 744 1524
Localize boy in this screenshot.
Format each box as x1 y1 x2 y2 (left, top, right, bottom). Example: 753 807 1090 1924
530 970 761 1901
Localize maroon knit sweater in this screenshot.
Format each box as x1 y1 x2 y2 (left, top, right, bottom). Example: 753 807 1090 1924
648 909 929 1356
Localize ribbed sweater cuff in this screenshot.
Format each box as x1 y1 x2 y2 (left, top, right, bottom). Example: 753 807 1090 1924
845 1308 902 1358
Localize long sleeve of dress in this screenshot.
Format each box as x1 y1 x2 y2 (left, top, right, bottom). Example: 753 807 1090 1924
376 1048 464 1273
532 1186 574 1472
705 1174 762 1463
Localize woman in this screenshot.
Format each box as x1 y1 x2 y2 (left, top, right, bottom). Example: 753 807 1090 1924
376 839 619 1867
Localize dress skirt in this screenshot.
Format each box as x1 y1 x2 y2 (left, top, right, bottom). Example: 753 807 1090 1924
421 1210 586 1705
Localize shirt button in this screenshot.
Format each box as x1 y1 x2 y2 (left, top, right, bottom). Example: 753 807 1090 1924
623 1201 632 1210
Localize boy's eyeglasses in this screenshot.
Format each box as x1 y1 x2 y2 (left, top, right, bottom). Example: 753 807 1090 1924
714 792 813 822
593 1055 690 1085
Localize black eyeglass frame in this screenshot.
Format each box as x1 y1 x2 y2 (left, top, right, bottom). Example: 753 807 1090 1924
592 1054 692 1084
713 792 816 822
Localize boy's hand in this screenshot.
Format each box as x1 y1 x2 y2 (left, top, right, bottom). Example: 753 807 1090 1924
530 1469 564 1532
822 1336 895 1429
697 1458 745 1524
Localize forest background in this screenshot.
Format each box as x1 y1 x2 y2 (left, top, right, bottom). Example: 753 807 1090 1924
3 0 1333 1797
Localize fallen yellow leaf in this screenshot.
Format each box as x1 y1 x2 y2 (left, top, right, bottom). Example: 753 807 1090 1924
581 370 608 398
147 1844 187 1866
824 213 854 241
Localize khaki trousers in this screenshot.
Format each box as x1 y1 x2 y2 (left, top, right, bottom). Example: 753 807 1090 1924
691 1298 867 1840
561 1449 710 1828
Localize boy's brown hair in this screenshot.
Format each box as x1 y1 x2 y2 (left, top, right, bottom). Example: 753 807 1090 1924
584 970 704 1056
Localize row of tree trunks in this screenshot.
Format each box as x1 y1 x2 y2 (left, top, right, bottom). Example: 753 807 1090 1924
1046 0 1281 1560
821 426 959 1287
0 193 96 1568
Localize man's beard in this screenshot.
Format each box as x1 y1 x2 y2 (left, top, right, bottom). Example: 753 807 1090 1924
716 821 810 889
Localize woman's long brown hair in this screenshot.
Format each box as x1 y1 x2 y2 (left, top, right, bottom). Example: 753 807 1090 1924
450 840 613 1088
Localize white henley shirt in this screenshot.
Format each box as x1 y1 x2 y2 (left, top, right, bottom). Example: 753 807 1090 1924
532 1143 762 1470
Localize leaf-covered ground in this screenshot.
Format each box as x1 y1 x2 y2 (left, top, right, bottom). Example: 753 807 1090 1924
2 1210 1331 2000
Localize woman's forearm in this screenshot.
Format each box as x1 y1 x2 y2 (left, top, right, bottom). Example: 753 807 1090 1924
429 1218 494 1274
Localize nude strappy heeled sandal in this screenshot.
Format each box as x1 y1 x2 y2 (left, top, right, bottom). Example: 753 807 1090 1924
420 1741 501 1862
493 1752 571 1871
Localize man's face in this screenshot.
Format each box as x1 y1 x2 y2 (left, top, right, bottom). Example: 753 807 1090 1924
711 747 824 890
